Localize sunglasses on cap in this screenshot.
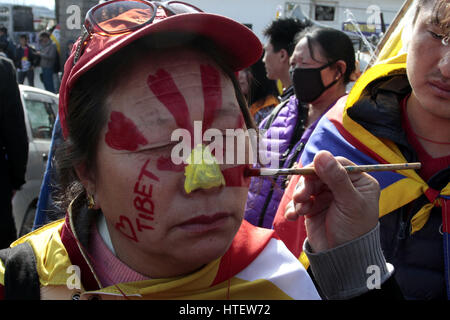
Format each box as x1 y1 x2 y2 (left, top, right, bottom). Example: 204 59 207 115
73 0 203 65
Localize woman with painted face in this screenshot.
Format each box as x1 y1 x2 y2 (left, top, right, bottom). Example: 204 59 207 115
0 1 394 300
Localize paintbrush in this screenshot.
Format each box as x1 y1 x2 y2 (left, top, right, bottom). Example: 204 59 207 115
244 162 422 177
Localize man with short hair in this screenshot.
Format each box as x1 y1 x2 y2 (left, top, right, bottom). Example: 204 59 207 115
277 0 450 299
15 34 39 87
38 32 57 93
262 18 311 101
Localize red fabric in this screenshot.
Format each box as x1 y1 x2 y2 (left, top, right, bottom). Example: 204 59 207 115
60 215 100 291
401 96 450 181
273 175 306 258
211 220 276 286
442 199 450 234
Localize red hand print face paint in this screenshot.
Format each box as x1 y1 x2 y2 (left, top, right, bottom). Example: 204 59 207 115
200 64 222 134
148 64 248 187
222 165 251 188
147 69 194 137
105 111 149 151
149 65 224 174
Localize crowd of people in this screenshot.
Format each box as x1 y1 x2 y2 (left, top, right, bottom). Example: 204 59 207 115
0 26 61 93
0 0 449 301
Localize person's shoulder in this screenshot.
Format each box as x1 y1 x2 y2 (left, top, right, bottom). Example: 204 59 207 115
0 55 15 71
11 219 66 253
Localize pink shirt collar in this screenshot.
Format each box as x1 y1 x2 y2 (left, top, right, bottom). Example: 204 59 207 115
88 215 149 287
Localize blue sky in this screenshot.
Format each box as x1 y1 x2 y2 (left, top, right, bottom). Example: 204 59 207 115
0 0 55 10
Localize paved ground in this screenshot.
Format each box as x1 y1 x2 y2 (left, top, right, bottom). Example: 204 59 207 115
20 67 61 94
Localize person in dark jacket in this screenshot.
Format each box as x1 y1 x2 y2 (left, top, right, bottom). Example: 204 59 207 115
0 52 29 249
0 27 16 61
15 34 40 87
278 0 450 299
37 32 57 93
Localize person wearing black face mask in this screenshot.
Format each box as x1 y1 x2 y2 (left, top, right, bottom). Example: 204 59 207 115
290 59 339 104
245 26 359 230
289 28 358 128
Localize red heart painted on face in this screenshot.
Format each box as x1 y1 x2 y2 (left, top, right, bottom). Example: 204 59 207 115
115 216 138 242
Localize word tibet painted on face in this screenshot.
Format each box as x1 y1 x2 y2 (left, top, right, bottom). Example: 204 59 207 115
116 159 160 242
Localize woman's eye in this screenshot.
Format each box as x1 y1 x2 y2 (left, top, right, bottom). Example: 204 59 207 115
138 142 177 153
429 30 444 40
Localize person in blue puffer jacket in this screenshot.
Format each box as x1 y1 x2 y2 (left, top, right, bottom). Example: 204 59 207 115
244 27 359 228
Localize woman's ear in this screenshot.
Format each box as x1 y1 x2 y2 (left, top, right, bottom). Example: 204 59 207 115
334 60 347 81
75 163 101 209
279 48 289 63
350 60 362 82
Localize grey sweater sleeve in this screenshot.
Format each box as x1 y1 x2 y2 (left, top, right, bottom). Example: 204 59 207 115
304 223 394 300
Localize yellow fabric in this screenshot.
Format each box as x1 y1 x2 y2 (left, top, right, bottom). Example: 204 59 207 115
376 27 405 64
343 53 450 234
0 258 4 286
10 219 76 287
249 95 279 117
346 53 407 109
410 185 450 234
1 218 295 299
184 144 225 194
277 80 283 96
87 267 291 300
299 251 310 270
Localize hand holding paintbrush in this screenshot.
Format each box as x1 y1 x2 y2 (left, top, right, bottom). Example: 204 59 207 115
282 151 388 253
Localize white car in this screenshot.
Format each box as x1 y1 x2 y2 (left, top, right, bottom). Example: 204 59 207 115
12 85 58 237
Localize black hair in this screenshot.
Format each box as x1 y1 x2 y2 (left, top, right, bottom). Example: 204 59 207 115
247 56 279 105
39 32 50 39
55 33 254 212
295 27 356 84
263 18 312 56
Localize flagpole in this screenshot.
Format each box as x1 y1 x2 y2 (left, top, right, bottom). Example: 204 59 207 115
366 0 415 70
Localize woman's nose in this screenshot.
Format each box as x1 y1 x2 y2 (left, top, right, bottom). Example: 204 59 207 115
183 145 226 195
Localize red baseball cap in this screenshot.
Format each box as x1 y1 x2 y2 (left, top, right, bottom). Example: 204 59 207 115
59 6 263 138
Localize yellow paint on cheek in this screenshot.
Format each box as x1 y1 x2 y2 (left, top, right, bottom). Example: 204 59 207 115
184 144 225 194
